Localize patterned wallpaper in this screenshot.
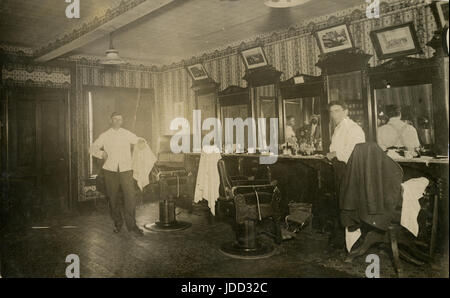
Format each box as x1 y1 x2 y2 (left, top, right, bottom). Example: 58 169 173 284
1 64 71 88
0 44 72 88
157 0 439 135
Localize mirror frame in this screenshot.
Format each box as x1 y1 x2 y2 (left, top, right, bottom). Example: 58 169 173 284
368 56 440 151
279 73 326 152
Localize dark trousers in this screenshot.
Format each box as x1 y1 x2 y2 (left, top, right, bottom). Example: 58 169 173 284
103 170 137 231
329 159 347 249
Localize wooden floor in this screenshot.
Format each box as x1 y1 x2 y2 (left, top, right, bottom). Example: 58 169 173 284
1 200 448 278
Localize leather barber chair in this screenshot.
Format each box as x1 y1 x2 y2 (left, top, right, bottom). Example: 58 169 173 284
217 158 282 259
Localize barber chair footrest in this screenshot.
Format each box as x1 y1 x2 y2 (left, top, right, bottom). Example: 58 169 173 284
144 221 191 232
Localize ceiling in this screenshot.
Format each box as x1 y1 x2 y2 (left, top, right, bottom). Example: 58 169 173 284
0 0 364 66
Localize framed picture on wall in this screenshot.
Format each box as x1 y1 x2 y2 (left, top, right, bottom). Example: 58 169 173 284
186 63 209 81
370 22 422 60
436 1 449 29
314 24 354 54
240 47 268 70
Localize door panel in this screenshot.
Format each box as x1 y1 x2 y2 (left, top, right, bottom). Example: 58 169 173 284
40 97 68 213
7 88 69 219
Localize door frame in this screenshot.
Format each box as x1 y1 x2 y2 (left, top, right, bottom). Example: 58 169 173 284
3 86 72 214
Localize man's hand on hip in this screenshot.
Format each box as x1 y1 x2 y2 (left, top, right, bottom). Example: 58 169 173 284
102 151 108 160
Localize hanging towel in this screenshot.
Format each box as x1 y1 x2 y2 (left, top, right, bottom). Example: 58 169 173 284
401 177 429 237
132 141 157 191
194 146 221 215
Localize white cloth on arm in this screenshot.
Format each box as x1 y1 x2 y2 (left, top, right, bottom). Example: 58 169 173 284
132 142 157 191
377 117 420 150
329 117 366 164
401 177 429 236
194 147 222 215
89 128 139 172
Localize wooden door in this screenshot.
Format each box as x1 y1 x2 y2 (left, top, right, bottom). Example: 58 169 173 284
6 88 69 220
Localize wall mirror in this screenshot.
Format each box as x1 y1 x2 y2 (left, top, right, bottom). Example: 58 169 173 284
280 74 325 154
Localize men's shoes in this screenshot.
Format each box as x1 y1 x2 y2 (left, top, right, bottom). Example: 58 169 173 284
131 227 144 237
113 226 122 233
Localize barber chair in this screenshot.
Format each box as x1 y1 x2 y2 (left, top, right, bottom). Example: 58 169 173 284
217 158 282 259
144 136 192 232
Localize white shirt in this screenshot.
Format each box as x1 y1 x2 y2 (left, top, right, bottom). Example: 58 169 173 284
330 117 366 164
89 128 140 172
377 117 420 150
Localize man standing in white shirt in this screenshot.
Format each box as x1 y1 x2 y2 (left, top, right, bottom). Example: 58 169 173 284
377 104 420 152
326 101 366 249
90 112 146 236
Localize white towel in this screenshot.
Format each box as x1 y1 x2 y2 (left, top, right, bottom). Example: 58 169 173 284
132 142 157 191
401 177 429 236
194 146 221 215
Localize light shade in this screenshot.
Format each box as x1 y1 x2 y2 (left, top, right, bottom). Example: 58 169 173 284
264 0 311 8
100 49 125 65
100 33 126 65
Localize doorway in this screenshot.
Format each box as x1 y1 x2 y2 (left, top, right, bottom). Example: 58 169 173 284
4 87 70 222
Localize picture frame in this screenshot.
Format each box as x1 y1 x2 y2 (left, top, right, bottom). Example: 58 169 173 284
370 22 422 60
240 47 269 70
186 63 209 81
314 23 354 54
435 1 449 30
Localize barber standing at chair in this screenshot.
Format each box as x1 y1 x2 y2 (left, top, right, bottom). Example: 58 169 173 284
89 112 146 236
326 101 366 249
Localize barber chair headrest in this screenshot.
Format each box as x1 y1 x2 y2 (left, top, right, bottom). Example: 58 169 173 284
156 135 186 168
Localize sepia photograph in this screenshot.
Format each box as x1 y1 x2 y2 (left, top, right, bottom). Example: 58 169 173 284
187 63 209 81
315 24 354 54
0 0 449 288
370 22 422 60
240 46 269 70
436 1 449 29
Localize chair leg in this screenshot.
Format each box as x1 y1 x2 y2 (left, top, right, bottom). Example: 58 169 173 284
388 226 403 277
273 219 282 245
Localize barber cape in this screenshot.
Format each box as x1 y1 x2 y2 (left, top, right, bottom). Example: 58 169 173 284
132 142 157 191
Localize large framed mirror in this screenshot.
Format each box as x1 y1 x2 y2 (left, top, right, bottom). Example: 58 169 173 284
369 56 441 155
243 65 283 151
217 85 251 152
191 78 220 141
280 73 326 154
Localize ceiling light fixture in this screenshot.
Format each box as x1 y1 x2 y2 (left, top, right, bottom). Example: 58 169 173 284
264 0 311 8
100 33 125 65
